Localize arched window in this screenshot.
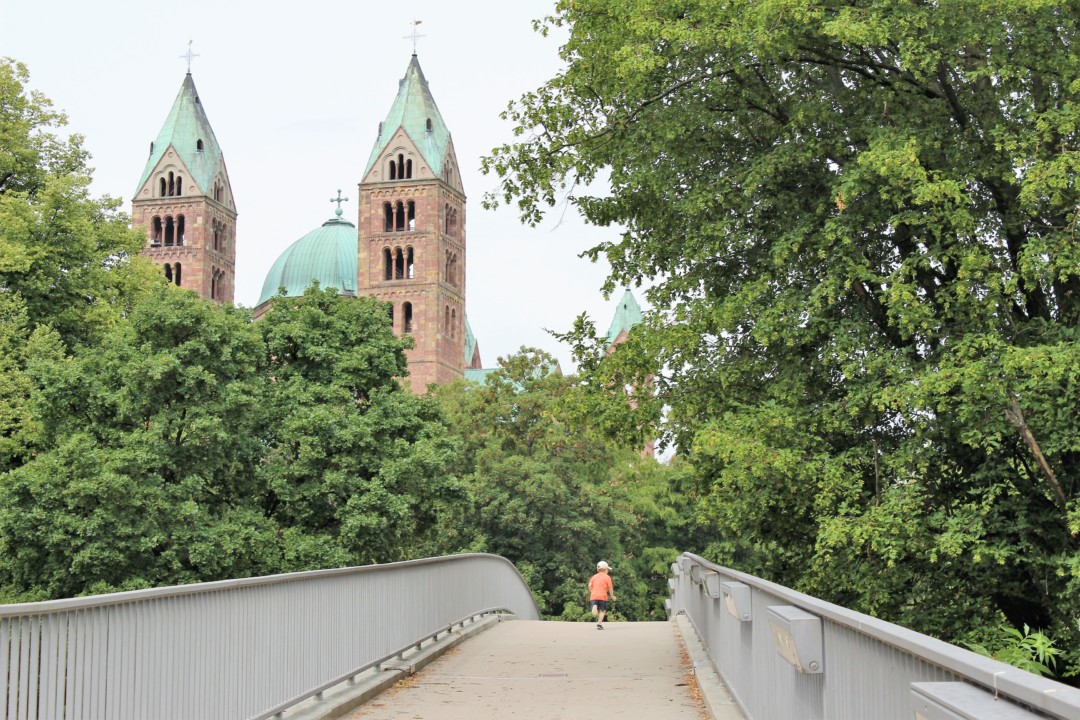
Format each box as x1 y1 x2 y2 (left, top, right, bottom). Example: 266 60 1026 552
167 172 175 197
210 268 224 300
389 159 397 180
164 216 175 246
444 305 450 334
197 139 204 152
159 177 167 197
426 118 433 132
176 215 185 246
445 206 458 236
406 247 415 279
164 263 173 282
386 199 418 232
450 253 458 287
176 174 183 196
397 154 404 176
212 221 220 251
444 251 451 284
451 308 456 339
174 263 182 286
403 302 413 334
383 247 393 280
394 248 405 280
151 217 163 245
405 159 412 178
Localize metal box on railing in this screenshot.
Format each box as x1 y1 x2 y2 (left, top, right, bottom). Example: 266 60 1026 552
766 605 824 674
720 581 752 621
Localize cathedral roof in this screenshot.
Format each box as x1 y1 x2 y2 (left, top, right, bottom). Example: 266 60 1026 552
136 73 226 196
605 288 644 346
363 55 452 177
464 368 497 384
256 214 358 308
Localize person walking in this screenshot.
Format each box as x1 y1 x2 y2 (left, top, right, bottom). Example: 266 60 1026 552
589 560 617 629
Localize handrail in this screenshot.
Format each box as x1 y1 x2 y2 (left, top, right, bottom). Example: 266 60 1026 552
669 553 1080 720
0 554 529 617
0 553 539 720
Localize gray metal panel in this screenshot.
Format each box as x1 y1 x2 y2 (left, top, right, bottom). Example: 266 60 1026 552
0 554 537 720
1 619 9 720
670 553 1080 720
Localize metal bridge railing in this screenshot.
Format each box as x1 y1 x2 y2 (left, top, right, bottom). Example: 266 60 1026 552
668 552 1080 720
0 553 539 720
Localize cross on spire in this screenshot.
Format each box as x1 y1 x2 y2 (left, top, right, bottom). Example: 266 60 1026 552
330 189 349 217
404 19 425 55
180 40 200 74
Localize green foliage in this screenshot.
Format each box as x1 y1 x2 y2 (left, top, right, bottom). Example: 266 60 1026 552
486 0 1080 676
257 287 465 567
0 286 274 598
0 58 158 474
436 349 623 615
0 59 158 350
0 293 35 473
0 284 467 599
966 623 1062 678
436 348 696 620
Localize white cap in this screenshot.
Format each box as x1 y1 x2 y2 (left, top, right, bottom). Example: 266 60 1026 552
596 560 610 570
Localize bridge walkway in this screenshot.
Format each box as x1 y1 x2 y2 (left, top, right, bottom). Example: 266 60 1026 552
341 620 711 720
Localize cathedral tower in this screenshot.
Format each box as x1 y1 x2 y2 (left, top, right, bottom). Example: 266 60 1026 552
132 73 237 303
358 55 465 391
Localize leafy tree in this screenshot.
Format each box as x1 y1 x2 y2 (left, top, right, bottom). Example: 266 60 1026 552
437 348 687 619
609 456 707 620
0 59 157 348
0 286 275 600
0 293 34 473
0 58 158 472
0 280 473 601
257 286 466 569
486 0 1080 673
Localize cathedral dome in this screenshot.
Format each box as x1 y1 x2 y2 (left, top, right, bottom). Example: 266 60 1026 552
256 215 358 308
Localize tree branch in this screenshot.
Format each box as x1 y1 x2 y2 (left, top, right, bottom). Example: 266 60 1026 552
1004 394 1067 515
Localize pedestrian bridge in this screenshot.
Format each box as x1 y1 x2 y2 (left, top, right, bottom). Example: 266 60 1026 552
2 553 1079 719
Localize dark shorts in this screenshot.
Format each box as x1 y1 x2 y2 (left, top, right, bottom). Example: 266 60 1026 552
591 600 609 611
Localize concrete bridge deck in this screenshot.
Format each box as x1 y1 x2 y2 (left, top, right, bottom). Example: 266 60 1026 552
341 620 714 720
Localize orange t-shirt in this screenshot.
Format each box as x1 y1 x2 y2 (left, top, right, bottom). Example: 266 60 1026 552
589 571 613 601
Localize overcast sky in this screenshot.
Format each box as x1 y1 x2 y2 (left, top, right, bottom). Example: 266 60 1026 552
1 0 636 372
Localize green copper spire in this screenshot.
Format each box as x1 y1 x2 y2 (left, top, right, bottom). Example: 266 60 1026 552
465 315 479 366
135 74 226 197
606 288 644 346
363 55 452 177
